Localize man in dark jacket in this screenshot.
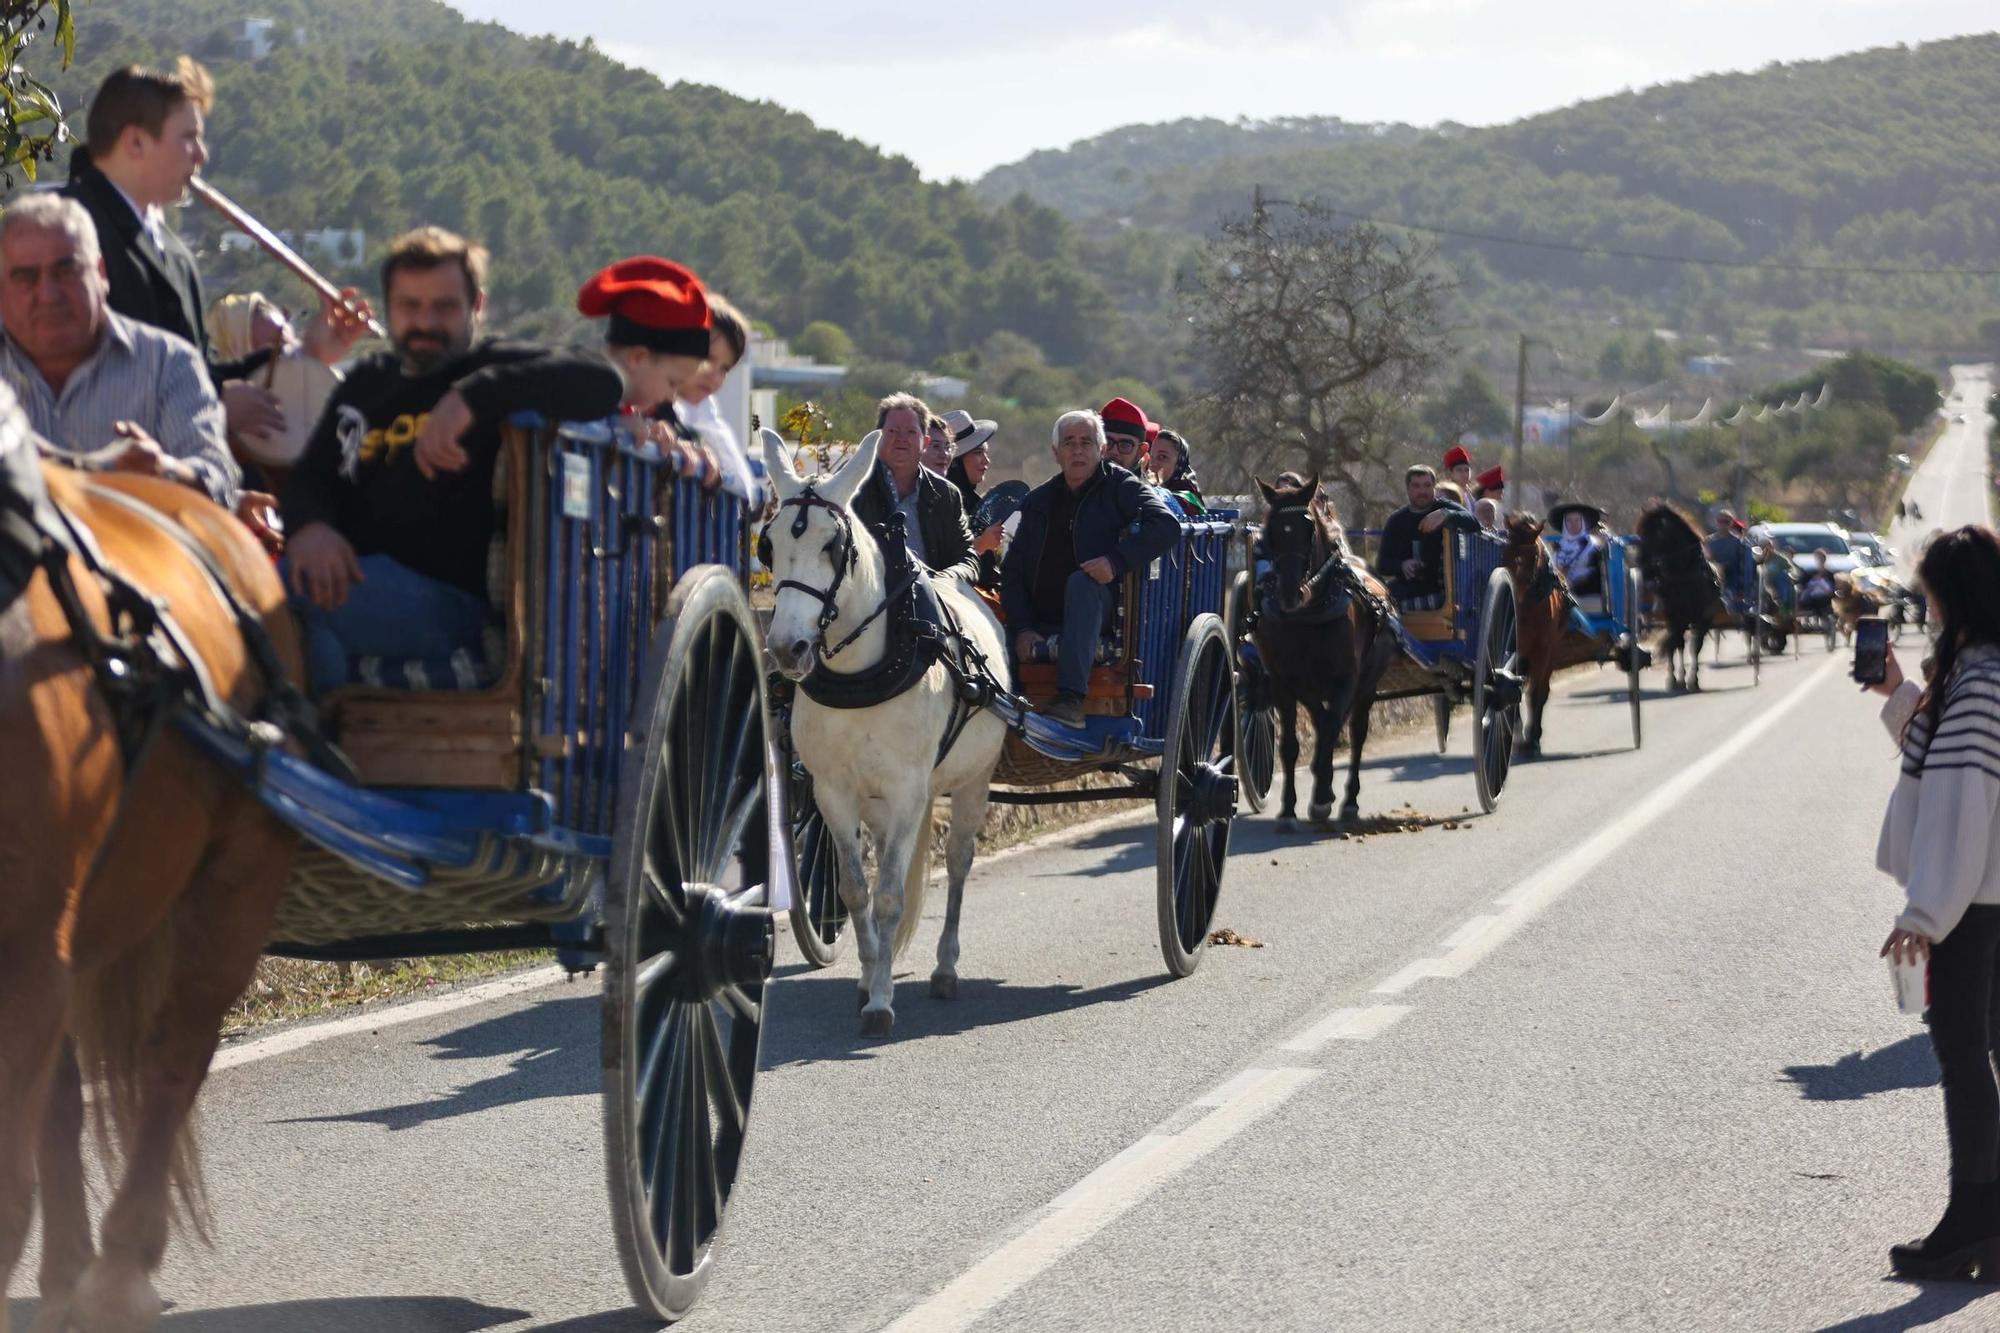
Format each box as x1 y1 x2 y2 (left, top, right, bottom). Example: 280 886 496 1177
281 227 624 691
1001 409 1182 727
850 392 980 583
62 58 370 441
1374 463 1481 606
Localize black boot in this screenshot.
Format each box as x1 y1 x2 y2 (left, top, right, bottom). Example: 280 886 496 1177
1890 1183 2000 1280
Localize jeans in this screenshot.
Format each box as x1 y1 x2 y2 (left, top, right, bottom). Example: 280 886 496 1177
1031 570 1116 697
1928 904 2000 1183
285 553 489 693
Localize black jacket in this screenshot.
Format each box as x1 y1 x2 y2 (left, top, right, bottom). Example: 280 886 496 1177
282 340 625 598
852 461 980 584
1000 460 1182 629
1373 498 1480 589
62 153 255 386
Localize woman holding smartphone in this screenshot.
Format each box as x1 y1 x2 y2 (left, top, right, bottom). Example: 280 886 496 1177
1873 525 2000 1278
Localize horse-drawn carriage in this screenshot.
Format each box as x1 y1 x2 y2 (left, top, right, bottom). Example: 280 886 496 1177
1529 527 1647 747
179 416 784 1323
782 462 1243 980
1230 505 1525 819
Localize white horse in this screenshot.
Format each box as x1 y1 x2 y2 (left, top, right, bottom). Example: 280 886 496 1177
761 430 1011 1037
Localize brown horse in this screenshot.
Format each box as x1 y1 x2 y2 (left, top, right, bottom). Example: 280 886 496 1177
1250 474 1396 828
1 461 300 1333
1499 514 1575 758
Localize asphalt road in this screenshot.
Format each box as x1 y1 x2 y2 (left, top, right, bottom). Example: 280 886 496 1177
9 376 1993 1332
1893 363 1992 554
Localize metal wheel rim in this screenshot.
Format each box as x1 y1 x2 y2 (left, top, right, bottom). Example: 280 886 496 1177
784 769 848 966
1472 570 1519 814
1157 617 1237 978
1626 567 1644 749
605 571 772 1323
1227 572 1276 813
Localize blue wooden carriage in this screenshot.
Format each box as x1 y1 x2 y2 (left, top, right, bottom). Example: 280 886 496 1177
1229 525 1525 814
786 509 1244 979
180 416 786 1323
1540 531 1649 743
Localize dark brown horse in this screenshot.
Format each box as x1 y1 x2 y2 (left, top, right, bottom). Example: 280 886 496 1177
1499 515 1575 757
1250 474 1396 829
1636 502 1726 692
1 460 300 1333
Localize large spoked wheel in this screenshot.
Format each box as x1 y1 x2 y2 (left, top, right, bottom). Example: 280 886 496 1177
783 762 848 967
1226 571 1276 813
1433 693 1452 754
1156 615 1239 978
1625 566 1644 750
1472 569 1522 815
605 567 775 1324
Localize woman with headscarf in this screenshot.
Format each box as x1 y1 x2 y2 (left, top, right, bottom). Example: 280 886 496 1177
1149 428 1206 514
942 409 1002 587
1550 502 1605 595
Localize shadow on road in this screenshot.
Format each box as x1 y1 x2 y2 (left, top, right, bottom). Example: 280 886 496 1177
1781 1034 1938 1101
762 971 1175 1066
277 994 597 1132
1813 1281 2000 1331
8 1295 529 1332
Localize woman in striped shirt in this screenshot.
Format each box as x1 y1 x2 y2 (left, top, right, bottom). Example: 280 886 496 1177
1875 525 2000 1279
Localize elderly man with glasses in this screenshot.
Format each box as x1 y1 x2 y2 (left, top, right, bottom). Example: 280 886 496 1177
1000 408 1181 728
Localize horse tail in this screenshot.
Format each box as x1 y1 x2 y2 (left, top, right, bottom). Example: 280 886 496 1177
890 812 934 962
70 919 214 1241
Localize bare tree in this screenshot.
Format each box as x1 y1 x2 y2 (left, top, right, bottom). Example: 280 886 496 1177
1181 197 1452 513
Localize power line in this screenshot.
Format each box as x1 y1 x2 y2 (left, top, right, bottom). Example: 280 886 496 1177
1257 196 2000 278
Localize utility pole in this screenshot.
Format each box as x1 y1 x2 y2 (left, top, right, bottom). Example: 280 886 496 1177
1511 332 1528 508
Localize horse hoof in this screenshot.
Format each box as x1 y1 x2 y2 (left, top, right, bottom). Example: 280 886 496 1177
856 988 869 1011
1275 817 1297 833
25 1299 72 1333
1308 802 1334 825
68 1261 162 1333
929 973 957 1000
860 1008 895 1038
1339 803 1360 827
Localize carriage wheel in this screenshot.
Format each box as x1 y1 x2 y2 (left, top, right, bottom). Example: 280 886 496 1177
605 567 775 1323
1226 571 1277 813
1472 569 1521 815
1156 615 1239 978
1624 566 1644 749
783 764 849 967
1433 693 1452 754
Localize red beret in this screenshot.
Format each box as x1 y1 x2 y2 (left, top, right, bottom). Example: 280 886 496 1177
1477 465 1504 490
1443 445 1473 471
578 256 712 358
1100 396 1155 443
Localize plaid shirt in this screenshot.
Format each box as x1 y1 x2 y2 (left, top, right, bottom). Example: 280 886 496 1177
0 308 239 506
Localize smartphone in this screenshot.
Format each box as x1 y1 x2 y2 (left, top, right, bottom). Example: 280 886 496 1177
1853 615 1889 685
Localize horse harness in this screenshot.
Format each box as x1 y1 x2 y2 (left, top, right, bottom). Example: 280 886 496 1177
764 490 1006 769
0 451 347 781
1258 502 1395 631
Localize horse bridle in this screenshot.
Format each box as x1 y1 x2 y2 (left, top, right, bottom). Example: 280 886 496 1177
762 487 915 664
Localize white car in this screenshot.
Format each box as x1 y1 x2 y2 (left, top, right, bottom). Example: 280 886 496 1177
1755 522 1862 575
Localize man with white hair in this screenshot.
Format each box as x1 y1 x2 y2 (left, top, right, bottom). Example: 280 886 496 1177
999 408 1180 727
0 192 240 509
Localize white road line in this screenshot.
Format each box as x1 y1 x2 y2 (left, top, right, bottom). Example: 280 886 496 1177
210 965 569 1073
1372 653 1843 998
1277 1004 1412 1053
879 1066 1321 1333
877 654 1845 1333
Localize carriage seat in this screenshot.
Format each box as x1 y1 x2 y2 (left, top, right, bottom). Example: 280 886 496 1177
1395 591 1445 612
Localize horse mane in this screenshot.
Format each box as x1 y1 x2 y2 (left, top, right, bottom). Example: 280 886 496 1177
1504 513 1545 550
1638 501 1702 548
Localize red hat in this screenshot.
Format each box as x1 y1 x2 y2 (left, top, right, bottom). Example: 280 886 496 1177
1100 397 1155 444
1443 444 1473 471
1145 420 1161 445
578 256 712 358
1476 465 1504 491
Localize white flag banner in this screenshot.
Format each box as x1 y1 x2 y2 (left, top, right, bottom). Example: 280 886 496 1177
1724 404 1753 426
1677 397 1716 428
1809 382 1831 410
1581 394 1623 426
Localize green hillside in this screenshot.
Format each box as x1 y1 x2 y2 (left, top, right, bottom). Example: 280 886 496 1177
51 0 1112 367
983 34 2000 356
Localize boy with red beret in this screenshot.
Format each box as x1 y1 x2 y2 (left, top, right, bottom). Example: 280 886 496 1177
1443 444 1474 492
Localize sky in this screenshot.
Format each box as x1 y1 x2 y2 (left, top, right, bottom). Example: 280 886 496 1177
449 0 1995 182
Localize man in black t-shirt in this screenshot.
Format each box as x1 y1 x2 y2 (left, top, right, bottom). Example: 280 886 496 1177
1373 463 1480 607
281 227 624 691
